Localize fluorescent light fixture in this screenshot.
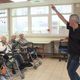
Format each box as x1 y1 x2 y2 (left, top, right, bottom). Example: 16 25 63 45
11 0 27 2
30 0 44 2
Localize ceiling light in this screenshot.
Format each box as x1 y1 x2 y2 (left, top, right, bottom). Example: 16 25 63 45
11 0 27 2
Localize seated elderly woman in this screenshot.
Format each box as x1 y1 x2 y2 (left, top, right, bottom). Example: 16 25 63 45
18 34 28 59
0 36 10 69
0 36 9 53
10 35 33 68
0 36 32 70
18 34 37 61
18 34 29 49
10 35 19 50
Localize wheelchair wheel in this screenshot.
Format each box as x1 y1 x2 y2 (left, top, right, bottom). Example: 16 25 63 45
33 65 38 69
20 72 25 79
39 61 42 65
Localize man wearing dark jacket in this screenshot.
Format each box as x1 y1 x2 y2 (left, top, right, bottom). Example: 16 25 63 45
51 4 80 80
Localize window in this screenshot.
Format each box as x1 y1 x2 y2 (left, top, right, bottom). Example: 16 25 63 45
52 15 69 27
12 17 28 34
31 6 49 34
51 5 72 36
0 10 8 35
12 8 28 16
52 5 72 14
32 17 48 33
11 8 28 34
11 5 72 36
31 6 49 15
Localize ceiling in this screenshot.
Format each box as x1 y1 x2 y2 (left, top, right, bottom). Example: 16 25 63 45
1 0 80 4
0 0 35 3
0 0 12 3
0 0 29 3
0 0 39 3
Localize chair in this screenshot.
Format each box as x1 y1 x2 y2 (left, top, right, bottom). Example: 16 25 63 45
58 38 68 62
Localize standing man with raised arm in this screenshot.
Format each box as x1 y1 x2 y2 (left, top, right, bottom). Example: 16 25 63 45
51 4 80 80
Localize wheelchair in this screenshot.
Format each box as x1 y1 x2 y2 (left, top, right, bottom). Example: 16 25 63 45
19 42 42 69
58 38 68 62
0 47 25 80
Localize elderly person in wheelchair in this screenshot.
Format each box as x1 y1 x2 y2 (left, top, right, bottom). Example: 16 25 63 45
18 34 38 62
10 35 33 68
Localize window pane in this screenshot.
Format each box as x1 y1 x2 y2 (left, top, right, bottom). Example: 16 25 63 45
52 5 72 14
0 10 7 17
32 17 48 33
52 15 59 34
52 15 70 26
0 18 8 35
52 15 70 34
12 17 28 34
59 15 70 26
31 6 49 15
12 8 28 16
59 15 69 36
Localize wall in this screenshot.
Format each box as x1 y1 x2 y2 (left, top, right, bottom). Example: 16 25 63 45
25 36 65 43
73 3 80 16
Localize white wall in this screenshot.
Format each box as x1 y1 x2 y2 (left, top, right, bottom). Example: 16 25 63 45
73 3 80 16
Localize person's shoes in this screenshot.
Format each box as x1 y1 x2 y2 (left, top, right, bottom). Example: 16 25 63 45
19 65 25 70
25 63 33 67
19 62 33 70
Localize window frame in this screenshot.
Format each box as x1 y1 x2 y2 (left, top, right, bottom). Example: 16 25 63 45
11 7 29 35
0 9 8 36
10 4 73 37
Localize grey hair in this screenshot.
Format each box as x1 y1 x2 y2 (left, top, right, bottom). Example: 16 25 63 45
70 14 79 23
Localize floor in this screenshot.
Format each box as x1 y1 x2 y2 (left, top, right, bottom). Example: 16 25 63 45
15 58 80 80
